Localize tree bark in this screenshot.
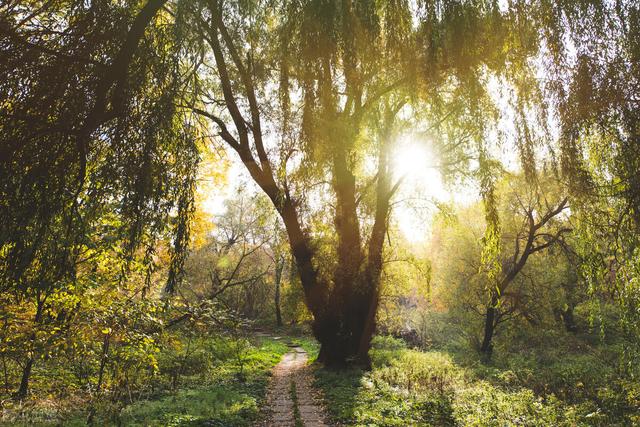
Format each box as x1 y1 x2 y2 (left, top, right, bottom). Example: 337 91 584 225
274 256 284 327
15 297 44 399
480 293 498 358
96 334 110 393
16 358 34 399
315 111 396 367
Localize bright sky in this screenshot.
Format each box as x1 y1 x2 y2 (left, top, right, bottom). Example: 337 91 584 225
390 136 479 243
200 136 481 245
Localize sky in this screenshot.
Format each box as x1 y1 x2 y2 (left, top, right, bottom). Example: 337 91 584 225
199 56 529 245
200 136 484 244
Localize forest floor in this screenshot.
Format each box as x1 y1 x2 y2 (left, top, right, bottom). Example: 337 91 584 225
3 329 636 425
256 344 328 427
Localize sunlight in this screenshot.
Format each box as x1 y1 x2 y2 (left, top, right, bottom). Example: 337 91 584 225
391 137 449 243
392 136 446 198
392 138 432 181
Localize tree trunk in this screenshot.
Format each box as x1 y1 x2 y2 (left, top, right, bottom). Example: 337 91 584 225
561 306 578 333
560 282 578 333
322 285 380 364
274 256 284 327
480 294 498 359
96 333 110 393
315 119 394 367
2 316 9 394
15 297 44 399
16 358 34 399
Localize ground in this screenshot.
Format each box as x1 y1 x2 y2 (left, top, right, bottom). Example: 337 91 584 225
2 330 638 426
256 345 328 427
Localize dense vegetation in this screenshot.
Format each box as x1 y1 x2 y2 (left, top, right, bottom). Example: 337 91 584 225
1 0 639 425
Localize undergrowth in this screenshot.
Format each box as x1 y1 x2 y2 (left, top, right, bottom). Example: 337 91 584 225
314 335 640 426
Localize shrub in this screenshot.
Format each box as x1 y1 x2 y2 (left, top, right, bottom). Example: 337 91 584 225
453 383 576 426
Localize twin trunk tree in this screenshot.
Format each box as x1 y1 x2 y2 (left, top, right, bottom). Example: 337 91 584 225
480 197 571 357
193 5 404 365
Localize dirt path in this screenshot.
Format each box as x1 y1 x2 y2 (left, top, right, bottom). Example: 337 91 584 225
256 346 329 427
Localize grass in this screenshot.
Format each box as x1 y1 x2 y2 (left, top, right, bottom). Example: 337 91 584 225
8 328 636 426
289 380 304 427
313 335 640 426
0 335 291 426
287 335 320 361
116 336 290 426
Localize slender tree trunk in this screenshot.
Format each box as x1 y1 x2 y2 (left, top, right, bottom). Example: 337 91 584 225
2 354 8 395
480 294 498 358
15 298 44 399
2 316 9 394
561 307 577 333
560 282 578 333
96 333 110 393
274 256 284 327
16 358 34 399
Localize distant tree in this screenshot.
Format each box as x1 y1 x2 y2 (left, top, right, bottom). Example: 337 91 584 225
479 184 570 357
432 173 572 358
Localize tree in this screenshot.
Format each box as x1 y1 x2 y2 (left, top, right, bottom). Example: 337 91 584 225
180 0 553 366
479 183 570 357
431 173 573 357
539 0 640 371
0 0 198 397
4 0 638 374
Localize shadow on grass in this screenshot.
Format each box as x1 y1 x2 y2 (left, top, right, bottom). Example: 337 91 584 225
312 365 366 425
313 363 457 427
119 382 262 427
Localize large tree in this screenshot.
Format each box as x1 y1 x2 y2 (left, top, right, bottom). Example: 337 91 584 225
180 0 551 365
0 0 197 396
4 0 638 370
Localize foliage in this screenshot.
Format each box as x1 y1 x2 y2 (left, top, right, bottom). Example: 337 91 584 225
315 334 639 426
118 336 289 427
2 0 640 424
1 335 289 426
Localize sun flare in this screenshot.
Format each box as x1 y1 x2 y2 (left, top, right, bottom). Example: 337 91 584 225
390 137 450 243
392 139 432 180
392 137 448 199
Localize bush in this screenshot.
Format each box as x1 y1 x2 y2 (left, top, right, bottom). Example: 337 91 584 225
371 351 461 396
370 335 406 367
453 383 577 426
317 334 640 426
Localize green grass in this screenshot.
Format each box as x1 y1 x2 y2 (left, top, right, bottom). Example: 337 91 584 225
116 336 290 426
119 383 261 426
287 335 320 361
314 335 639 426
289 380 304 427
1 336 291 427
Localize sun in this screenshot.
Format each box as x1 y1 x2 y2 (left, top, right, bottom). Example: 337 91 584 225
391 137 450 243
392 137 448 197
392 139 431 179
